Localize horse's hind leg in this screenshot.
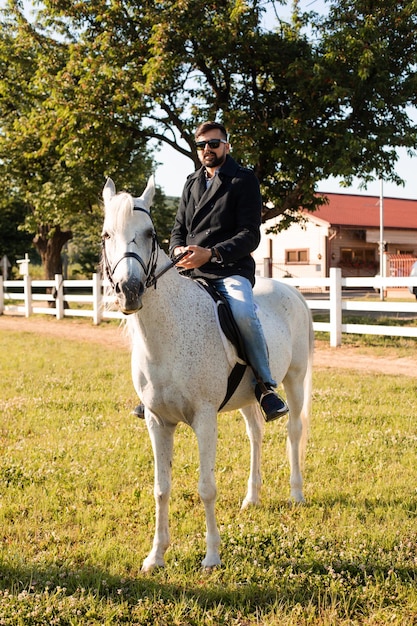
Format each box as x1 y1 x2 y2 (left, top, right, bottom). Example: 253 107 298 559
142 420 175 572
239 404 265 508
284 372 308 503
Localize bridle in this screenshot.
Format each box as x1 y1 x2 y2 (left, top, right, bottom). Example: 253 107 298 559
102 204 188 292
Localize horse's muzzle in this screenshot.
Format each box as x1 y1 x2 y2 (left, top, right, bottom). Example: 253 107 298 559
115 278 144 314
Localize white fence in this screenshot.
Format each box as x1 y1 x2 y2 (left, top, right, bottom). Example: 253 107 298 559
0 273 119 326
1 269 417 347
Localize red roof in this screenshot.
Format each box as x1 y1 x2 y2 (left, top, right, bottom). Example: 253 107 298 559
312 193 417 229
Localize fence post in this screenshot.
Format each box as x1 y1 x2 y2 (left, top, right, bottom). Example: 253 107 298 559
92 273 102 325
263 258 272 278
55 274 64 320
0 276 3 315
24 274 32 317
329 267 342 347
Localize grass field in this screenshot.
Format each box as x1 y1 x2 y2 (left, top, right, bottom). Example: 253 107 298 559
0 326 416 625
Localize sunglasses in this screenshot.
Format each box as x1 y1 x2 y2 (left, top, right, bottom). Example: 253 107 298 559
195 139 227 151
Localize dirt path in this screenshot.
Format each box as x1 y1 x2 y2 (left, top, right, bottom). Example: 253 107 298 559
1 314 417 378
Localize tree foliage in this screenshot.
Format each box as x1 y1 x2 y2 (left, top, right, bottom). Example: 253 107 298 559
0 0 157 277
315 1 417 180
1 0 417 271
0 199 36 275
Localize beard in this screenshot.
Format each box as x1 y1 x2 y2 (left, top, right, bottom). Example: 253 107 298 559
201 151 226 169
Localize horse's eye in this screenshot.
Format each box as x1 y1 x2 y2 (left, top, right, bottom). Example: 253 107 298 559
102 232 110 240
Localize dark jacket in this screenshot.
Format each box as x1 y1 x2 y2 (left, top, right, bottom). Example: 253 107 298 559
169 155 262 286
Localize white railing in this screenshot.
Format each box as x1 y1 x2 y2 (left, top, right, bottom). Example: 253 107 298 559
1 269 417 346
0 273 120 326
284 268 417 346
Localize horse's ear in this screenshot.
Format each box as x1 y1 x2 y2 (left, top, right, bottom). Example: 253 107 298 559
103 178 116 205
138 175 155 211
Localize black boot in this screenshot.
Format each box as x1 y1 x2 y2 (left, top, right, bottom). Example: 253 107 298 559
255 383 289 422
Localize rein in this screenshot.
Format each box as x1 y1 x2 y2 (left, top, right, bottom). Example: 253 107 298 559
102 204 188 291
146 250 190 288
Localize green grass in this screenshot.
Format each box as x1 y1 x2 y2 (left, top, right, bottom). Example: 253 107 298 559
0 326 416 624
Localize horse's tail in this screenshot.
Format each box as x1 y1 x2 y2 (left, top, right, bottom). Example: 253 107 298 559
302 308 314 466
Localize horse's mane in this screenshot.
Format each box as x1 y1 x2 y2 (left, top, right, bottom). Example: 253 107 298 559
105 192 135 231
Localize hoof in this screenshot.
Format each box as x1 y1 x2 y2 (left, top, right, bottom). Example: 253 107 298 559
202 564 221 572
201 557 221 570
141 558 165 573
141 564 165 574
241 498 260 510
288 496 305 506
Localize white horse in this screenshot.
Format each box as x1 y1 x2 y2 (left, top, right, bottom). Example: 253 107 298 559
101 176 314 572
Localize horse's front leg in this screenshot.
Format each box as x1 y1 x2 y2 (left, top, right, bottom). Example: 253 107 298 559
141 419 176 572
194 415 221 569
239 405 264 508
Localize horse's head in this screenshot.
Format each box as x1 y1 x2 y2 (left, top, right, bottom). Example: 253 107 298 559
101 176 157 314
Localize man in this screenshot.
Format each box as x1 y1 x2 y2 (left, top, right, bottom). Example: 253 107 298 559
134 120 288 422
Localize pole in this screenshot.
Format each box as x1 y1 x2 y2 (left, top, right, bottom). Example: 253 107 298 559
379 179 384 301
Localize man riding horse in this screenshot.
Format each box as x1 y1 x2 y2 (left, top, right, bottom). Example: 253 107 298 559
134 120 288 422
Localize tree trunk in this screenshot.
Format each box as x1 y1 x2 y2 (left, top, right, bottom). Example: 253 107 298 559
33 224 73 280
33 225 73 307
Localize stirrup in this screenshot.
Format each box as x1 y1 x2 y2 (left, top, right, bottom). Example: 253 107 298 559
132 403 145 419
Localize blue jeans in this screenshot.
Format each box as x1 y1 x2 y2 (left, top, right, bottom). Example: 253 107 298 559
212 275 277 387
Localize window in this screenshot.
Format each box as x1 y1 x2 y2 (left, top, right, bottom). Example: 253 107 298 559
286 249 308 264
340 248 377 269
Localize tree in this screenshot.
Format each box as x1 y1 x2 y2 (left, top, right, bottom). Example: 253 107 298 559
1 0 416 271
0 1 157 278
137 0 417 225
314 0 417 183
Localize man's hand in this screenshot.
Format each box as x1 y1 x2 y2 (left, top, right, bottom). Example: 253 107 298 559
174 245 211 269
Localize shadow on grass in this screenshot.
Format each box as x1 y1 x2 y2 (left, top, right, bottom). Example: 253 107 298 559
0 554 414 616
305 493 417 515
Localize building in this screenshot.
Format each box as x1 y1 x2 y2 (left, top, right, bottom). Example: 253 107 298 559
254 193 417 280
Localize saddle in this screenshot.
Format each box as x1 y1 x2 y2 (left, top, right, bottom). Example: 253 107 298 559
194 277 248 410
